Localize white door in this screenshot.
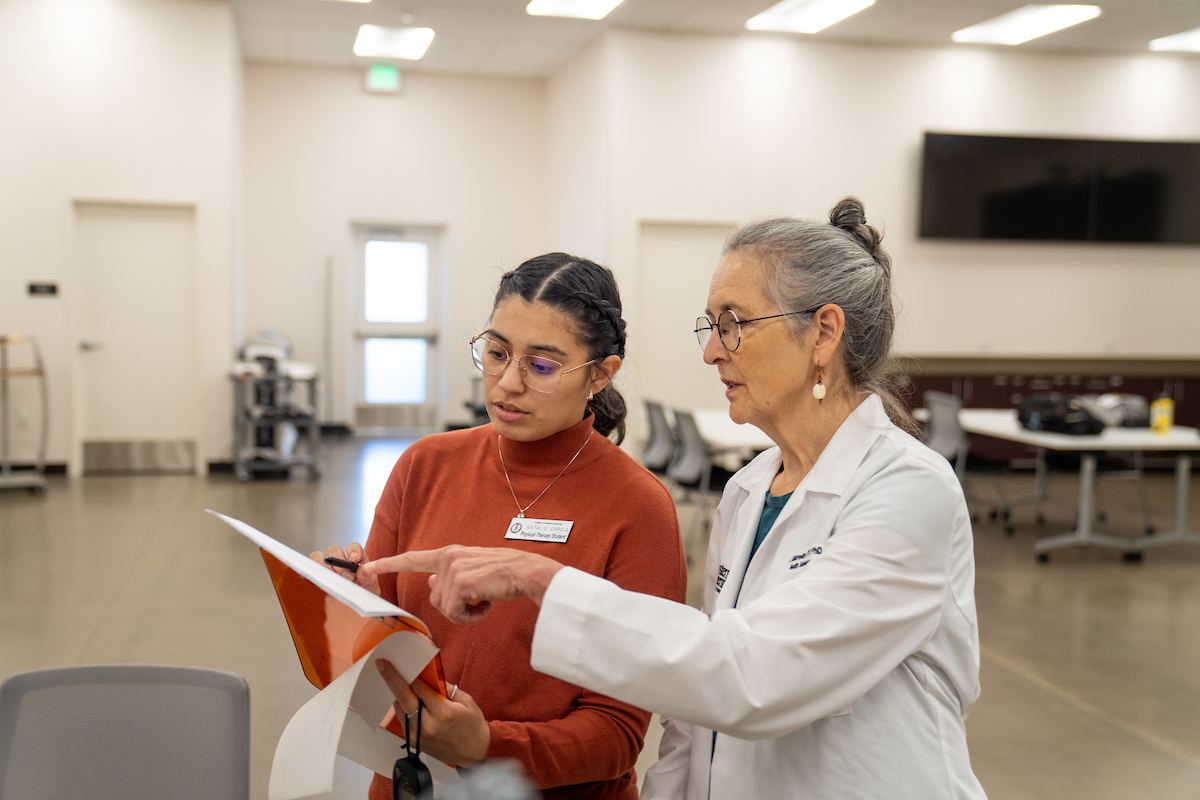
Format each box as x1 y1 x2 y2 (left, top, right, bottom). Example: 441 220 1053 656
352 226 442 435
73 202 199 475
635 222 736 417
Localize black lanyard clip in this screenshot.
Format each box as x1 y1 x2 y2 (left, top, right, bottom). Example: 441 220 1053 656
393 701 434 800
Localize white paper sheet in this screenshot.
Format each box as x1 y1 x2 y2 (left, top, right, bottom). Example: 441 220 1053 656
207 509 414 619
268 631 459 800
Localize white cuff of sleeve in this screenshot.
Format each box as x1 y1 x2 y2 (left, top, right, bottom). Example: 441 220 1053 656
530 567 605 682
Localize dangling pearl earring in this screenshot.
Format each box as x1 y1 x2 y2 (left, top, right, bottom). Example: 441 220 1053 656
812 365 826 403
588 391 594 401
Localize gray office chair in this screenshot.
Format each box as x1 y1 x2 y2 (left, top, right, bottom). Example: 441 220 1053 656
922 391 970 481
0 664 250 800
1095 451 1155 534
922 391 1008 530
641 400 677 482
668 409 734 559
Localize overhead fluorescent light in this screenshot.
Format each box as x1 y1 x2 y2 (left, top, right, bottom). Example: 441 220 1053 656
353 25 435 60
525 0 626 21
952 5 1100 46
746 0 875 34
1149 26 1200 52
324 0 370 5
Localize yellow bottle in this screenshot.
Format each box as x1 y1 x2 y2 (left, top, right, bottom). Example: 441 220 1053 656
1150 395 1174 435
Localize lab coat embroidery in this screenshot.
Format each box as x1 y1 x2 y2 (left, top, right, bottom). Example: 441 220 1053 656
789 546 822 570
715 565 729 592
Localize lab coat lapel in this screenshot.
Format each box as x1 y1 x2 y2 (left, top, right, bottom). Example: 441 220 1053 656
799 394 891 496
710 450 778 612
722 395 892 603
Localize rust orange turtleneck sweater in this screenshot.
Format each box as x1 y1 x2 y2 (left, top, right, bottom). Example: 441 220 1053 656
365 413 687 800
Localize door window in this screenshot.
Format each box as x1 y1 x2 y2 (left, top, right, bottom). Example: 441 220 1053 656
354 228 441 433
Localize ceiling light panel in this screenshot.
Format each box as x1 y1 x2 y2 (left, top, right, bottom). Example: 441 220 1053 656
1149 27 1200 52
952 5 1101 46
526 0 626 21
746 0 876 35
353 25 435 59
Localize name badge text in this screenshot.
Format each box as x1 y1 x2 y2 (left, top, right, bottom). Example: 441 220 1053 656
505 517 574 544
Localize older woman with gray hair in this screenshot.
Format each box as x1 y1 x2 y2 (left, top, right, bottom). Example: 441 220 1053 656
365 197 988 800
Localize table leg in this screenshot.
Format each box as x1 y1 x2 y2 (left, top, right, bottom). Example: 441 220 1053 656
1126 454 1200 554
1034 453 1131 560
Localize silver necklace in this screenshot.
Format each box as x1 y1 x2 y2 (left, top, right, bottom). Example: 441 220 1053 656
498 431 593 518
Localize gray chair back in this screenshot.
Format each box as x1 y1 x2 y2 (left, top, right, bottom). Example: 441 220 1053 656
923 390 969 479
667 410 710 487
0 664 250 800
641 400 676 473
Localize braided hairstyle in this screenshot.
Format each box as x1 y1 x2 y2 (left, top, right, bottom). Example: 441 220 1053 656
723 197 916 434
492 253 629 443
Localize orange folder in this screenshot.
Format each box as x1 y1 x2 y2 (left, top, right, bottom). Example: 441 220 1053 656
260 549 447 699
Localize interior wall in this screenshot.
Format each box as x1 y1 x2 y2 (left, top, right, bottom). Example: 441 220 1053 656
632 223 736 424
0 0 239 466
7 11 1199 461
242 64 548 429
595 32 1200 365
546 36 613 263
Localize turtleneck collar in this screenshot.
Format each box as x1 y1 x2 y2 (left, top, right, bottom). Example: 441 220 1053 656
494 412 600 476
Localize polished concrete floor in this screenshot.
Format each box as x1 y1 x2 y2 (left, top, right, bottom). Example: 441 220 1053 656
2 436 1199 799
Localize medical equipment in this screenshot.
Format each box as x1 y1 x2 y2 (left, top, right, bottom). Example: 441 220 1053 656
0 334 48 494
230 331 320 481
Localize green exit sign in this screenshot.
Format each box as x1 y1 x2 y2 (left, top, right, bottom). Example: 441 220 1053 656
365 64 401 94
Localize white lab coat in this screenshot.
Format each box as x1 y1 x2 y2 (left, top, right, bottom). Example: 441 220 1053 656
530 394 987 799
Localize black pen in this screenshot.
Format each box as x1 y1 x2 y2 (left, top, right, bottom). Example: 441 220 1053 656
324 556 361 573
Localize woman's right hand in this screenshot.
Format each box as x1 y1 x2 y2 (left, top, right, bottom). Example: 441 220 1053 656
310 543 381 596
362 546 563 624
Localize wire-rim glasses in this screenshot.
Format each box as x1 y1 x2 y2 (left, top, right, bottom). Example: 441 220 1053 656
695 307 823 352
470 334 598 394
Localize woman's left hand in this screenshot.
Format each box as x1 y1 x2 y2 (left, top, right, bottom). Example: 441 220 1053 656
377 659 490 770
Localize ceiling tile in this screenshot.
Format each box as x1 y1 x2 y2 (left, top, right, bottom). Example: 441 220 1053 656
477 34 583 76
231 0 1200 75
239 21 289 61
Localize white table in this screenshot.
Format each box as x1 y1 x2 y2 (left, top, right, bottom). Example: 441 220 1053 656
681 410 774 553
957 409 1200 560
692 408 775 454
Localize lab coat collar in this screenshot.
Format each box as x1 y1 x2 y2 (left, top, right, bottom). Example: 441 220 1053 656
731 394 890 498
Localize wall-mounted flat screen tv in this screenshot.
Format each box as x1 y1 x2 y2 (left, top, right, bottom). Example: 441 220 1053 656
919 132 1200 244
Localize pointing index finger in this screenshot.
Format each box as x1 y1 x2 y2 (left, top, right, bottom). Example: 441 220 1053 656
362 548 446 576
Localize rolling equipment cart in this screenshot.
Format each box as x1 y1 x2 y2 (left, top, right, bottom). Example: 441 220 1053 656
230 334 320 482
0 334 48 494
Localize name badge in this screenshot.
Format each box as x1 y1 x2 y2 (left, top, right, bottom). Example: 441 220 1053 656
505 517 574 544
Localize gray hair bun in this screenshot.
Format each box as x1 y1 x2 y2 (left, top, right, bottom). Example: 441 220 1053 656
829 196 892 279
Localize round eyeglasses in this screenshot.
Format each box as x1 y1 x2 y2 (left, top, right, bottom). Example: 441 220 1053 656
695 307 823 352
470 334 598 394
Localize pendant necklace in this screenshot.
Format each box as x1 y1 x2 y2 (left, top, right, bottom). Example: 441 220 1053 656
498 430 593 519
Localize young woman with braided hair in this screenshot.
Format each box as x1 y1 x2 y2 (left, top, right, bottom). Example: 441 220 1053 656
314 252 687 800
